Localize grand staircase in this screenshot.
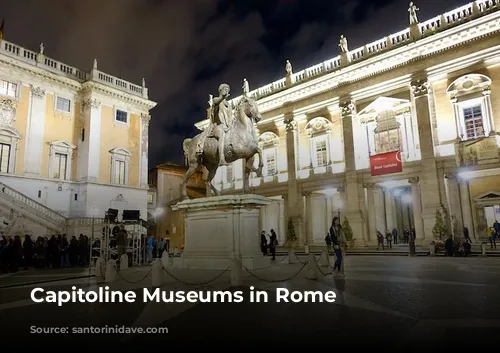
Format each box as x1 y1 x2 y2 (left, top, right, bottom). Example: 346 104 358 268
0 182 67 235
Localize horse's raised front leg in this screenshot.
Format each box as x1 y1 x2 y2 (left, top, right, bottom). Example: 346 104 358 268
255 147 263 177
182 165 197 200
243 157 254 194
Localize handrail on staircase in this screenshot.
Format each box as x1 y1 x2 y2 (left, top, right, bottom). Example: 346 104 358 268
0 182 67 226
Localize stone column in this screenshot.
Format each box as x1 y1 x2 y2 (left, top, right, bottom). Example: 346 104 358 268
451 97 463 141
409 177 424 241
340 99 365 244
24 86 47 176
304 192 313 246
482 88 495 136
336 186 346 220
325 194 333 225
284 112 304 245
411 77 442 240
445 173 463 238
384 188 395 233
459 178 475 240
374 188 385 235
394 193 404 237
279 196 286 245
365 183 376 242
140 114 151 187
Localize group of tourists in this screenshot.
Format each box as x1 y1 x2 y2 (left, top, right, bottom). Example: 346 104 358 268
0 233 91 273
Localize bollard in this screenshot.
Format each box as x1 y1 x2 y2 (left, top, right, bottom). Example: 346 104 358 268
286 248 297 264
120 254 129 270
105 260 117 283
230 257 243 287
481 243 487 257
306 253 318 280
304 244 310 254
429 243 436 257
161 250 170 269
95 257 105 279
319 250 330 267
152 259 163 287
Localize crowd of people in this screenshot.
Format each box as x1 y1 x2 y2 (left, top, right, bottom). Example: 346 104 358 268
0 234 91 273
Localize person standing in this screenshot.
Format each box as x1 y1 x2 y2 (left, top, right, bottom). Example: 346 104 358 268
116 224 128 262
269 229 278 261
329 217 345 274
260 231 268 256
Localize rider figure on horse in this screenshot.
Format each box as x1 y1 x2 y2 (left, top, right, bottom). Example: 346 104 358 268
196 83 232 166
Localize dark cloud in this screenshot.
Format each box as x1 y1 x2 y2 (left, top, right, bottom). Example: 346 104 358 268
0 0 468 166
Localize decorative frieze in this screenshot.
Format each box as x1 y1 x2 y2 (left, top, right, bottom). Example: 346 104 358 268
30 85 46 98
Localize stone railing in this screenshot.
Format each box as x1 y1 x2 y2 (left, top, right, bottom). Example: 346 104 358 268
0 39 147 99
0 182 67 227
69 217 106 227
228 0 499 105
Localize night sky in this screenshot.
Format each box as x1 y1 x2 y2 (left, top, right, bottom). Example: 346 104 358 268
0 0 466 167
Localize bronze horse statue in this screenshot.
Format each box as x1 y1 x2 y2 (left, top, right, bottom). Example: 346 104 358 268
181 95 264 199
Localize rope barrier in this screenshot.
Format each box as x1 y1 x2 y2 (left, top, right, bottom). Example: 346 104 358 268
243 262 307 283
116 268 153 284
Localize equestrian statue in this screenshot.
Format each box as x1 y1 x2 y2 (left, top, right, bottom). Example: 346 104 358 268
181 79 263 199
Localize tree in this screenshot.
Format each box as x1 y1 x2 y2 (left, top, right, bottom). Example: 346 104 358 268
432 208 448 240
342 217 354 246
285 217 298 246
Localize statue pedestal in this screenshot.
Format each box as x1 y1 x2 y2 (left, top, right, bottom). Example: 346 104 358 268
172 195 271 270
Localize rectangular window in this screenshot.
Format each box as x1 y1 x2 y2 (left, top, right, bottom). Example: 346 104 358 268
0 143 11 173
53 153 68 180
266 152 276 176
56 97 71 112
315 140 327 167
463 105 484 139
115 109 128 123
375 129 401 154
0 80 17 98
148 194 154 204
74 193 78 201
226 165 233 183
115 160 126 184
81 128 85 142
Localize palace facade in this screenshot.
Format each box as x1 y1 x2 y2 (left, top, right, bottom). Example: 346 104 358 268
183 0 500 247
0 38 156 237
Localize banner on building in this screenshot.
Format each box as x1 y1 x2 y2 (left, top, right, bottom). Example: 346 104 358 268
370 150 402 176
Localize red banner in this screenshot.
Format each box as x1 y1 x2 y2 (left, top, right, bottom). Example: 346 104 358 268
370 151 402 176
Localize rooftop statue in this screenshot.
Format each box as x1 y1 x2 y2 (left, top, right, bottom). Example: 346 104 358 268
339 35 349 53
285 60 293 75
408 2 419 25
181 80 264 199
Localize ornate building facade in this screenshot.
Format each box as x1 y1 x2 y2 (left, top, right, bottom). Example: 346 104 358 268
0 39 156 236
192 0 500 247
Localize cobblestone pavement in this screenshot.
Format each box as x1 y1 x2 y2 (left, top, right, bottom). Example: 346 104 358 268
1 256 499 349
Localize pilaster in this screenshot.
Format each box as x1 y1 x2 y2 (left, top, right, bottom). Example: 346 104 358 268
24 85 47 176
445 173 463 238
458 178 475 241
411 77 442 238
284 111 304 245
340 99 365 244
303 192 313 245
140 113 151 187
78 97 102 181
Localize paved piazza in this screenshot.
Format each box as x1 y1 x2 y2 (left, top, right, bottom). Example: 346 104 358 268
1 256 499 348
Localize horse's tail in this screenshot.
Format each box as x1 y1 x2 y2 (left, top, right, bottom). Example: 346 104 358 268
183 138 192 168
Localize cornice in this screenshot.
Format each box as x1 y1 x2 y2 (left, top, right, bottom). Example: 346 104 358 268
81 81 156 110
247 9 500 114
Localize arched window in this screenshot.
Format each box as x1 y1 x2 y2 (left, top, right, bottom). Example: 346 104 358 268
258 132 279 177
446 74 493 140
305 117 332 168
48 140 76 180
109 147 131 185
